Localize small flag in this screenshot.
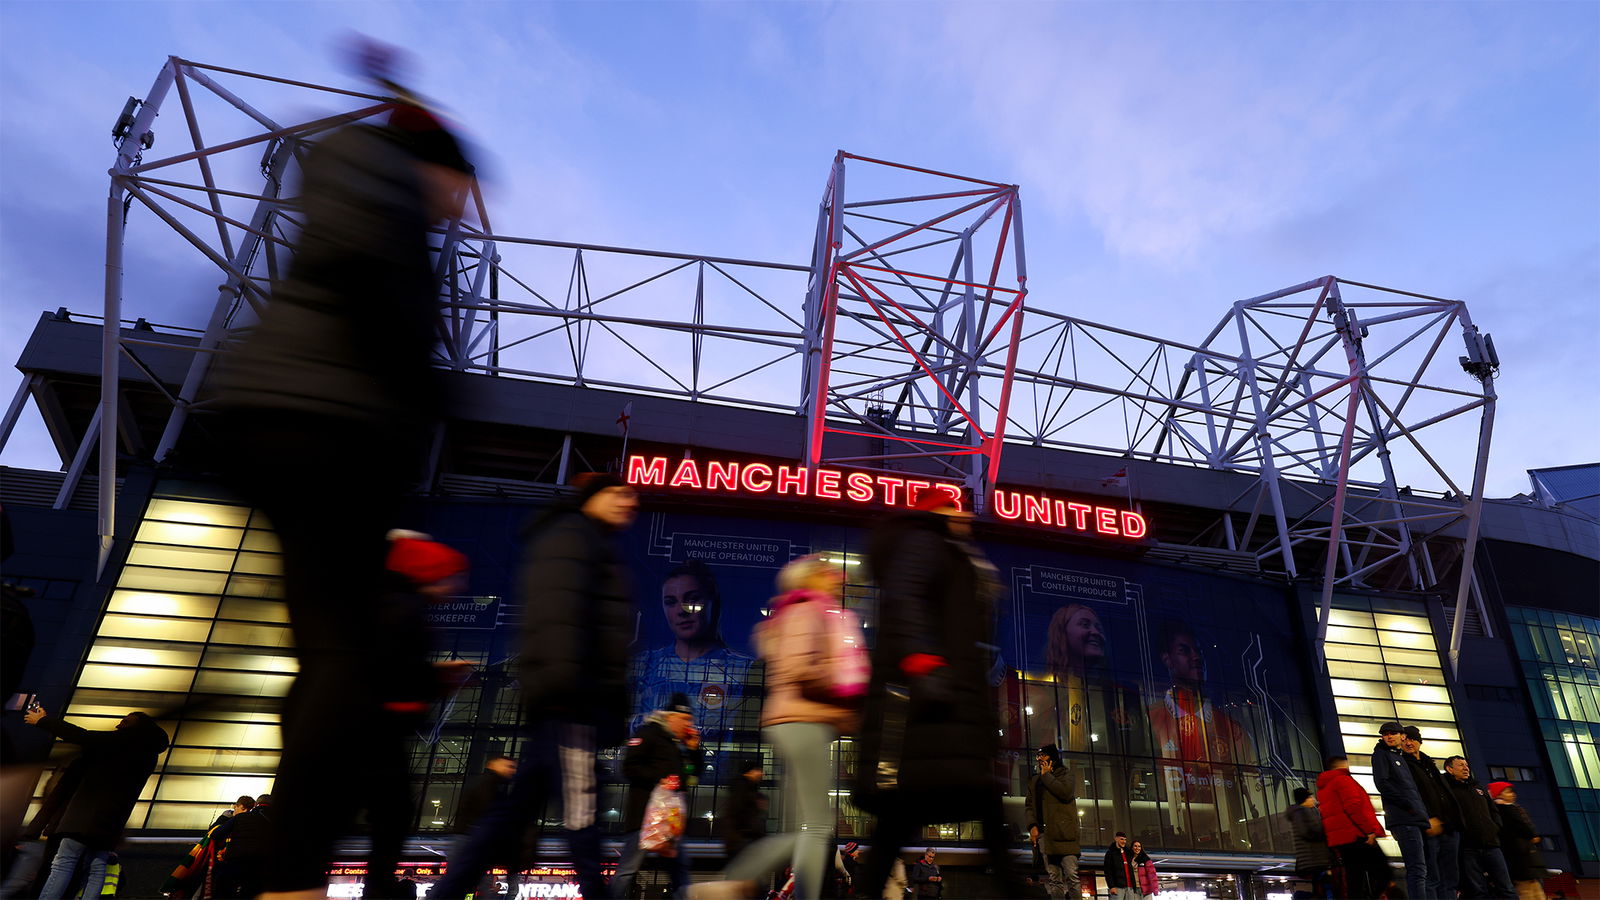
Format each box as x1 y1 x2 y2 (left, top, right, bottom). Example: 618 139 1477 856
1101 467 1128 488
616 401 633 436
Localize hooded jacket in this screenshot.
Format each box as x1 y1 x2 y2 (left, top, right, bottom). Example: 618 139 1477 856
753 589 860 734
1028 765 1080 857
1494 801 1545 881
1317 767 1385 846
1287 803 1332 873
35 714 169 846
1370 739 1428 828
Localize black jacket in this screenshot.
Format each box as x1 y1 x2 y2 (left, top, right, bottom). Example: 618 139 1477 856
1103 845 1137 889
853 512 1002 822
1028 767 1080 856
36 715 168 846
1405 751 1452 825
621 719 698 832
1370 740 1428 828
909 859 942 898
1495 801 1545 881
1444 775 1502 848
1287 804 1332 873
516 506 632 741
718 775 767 852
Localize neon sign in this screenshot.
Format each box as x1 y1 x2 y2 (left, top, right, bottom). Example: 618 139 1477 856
625 455 1150 540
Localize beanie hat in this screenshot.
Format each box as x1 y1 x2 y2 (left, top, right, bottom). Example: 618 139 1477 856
1292 787 1313 805
387 536 469 586
572 472 627 506
664 692 693 716
387 103 472 174
1487 781 1513 800
1402 725 1423 742
842 842 859 854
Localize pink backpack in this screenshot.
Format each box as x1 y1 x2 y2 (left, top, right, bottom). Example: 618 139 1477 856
767 592 871 704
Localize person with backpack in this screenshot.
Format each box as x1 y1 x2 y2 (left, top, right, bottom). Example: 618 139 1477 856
725 555 862 900
1488 782 1546 900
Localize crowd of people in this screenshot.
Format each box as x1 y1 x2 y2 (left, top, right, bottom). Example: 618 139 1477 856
1286 721 1550 900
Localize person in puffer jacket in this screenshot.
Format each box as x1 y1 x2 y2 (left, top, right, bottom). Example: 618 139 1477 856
725 555 860 900
1131 840 1159 899
1317 755 1392 900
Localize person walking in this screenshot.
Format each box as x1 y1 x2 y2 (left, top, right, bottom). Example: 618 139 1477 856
1371 722 1430 900
613 694 702 899
1287 787 1332 900
432 474 638 900
908 849 943 899
725 555 860 900
1488 782 1546 900
1131 840 1159 900
1027 743 1080 900
853 494 1022 899
1402 726 1454 900
446 756 522 900
1443 757 1514 899
719 758 768 864
1103 833 1139 900
21 708 168 900
1316 755 1392 900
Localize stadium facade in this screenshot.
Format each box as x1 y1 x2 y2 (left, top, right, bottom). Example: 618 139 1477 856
1 57 1597 898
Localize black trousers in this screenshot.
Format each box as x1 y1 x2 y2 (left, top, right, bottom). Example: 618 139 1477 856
221 410 424 892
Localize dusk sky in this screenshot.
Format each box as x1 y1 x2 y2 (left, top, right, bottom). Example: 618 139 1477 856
1 1 1596 498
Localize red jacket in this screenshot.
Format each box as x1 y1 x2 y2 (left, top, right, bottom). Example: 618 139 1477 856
1318 767 1385 846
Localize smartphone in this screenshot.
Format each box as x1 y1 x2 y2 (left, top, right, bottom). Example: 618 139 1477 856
5 693 37 712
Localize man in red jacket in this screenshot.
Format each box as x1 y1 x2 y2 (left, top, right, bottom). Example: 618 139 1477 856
1316 755 1394 899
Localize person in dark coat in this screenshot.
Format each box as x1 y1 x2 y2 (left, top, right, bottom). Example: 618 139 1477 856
211 796 276 899
22 708 168 900
432 475 638 900
211 86 476 900
1286 787 1331 899
442 756 522 900
853 496 1022 899
719 757 768 863
908 848 943 899
614 693 701 899
1444 756 1514 899
1371 722 1429 900
1028 744 1080 900
1401 725 1455 900
1488 782 1546 900
1103 833 1138 900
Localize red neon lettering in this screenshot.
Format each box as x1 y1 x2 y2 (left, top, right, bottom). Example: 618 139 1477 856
627 456 667 486
993 490 1022 520
707 461 739 491
1023 494 1053 525
845 472 875 502
904 480 931 507
815 469 843 499
1121 511 1148 539
669 459 702 489
776 466 808 495
1095 507 1121 535
935 484 964 510
876 475 907 506
1066 502 1092 530
741 462 773 492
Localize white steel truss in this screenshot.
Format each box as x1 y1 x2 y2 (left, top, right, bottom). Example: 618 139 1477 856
0 58 1499 674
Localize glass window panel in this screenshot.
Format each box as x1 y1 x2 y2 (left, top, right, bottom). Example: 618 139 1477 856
78 663 195 693
231 552 282 576
134 521 245 550
1379 630 1436 651
174 721 283 749
1393 701 1457 722
1380 647 1443 668
191 670 293 696
152 773 276 802
1391 684 1452 704
240 530 282 553
1326 609 1375 627
118 566 229 595
200 648 297 673
1324 643 1384 663
208 622 293 648
1335 696 1398 718
1372 613 1431 634
218 597 290 623
144 500 251 528
1331 680 1392 700
225 574 283 599
144 803 230 832
96 614 213 644
107 591 220 619
1325 626 1379 645
1327 660 1387 680
125 544 238 573
87 644 203 668
165 748 281 774
1384 664 1446 686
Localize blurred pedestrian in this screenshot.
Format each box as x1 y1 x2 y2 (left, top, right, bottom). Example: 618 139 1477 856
1028 743 1080 900
0 758 85 899
210 795 276 899
1287 786 1331 900
614 693 701 899
725 555 860 900
445 756 522 900
908 849 942 899
1132 840 1158 900
853 495 1022 899
1103 833 1138 900
1372 722 1430 900
21 708 167 900
1488 782 1546 900
882 857 907 900
836 842 861 898
160 796 256 898
719 757 767 864
432 474 638 900
1444 757 1514 899
212 74 475 898
1316 755 1392 900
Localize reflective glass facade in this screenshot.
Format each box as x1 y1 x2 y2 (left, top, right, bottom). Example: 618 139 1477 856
1507 606 1600 862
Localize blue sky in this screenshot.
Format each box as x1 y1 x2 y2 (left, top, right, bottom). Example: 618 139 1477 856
1 1 1596 497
